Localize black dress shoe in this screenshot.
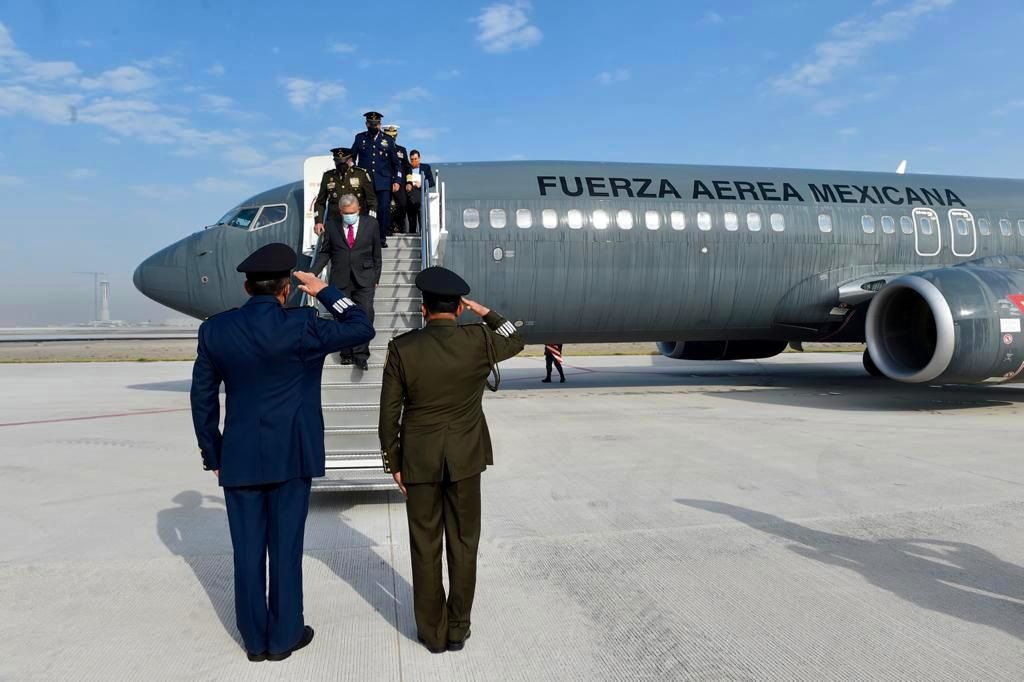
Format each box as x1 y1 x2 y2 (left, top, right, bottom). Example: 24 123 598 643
355 359 369 371
418 636 446 654
447 630 471 652
339 355 354 365
267 626 314 662
541 378 551 383
246 651 267 662
382 241 389 248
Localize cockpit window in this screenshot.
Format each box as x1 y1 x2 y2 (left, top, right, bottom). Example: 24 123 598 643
218 206 260 229
252 204 288 230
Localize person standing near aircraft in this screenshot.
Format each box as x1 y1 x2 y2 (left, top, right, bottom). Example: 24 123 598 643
310 195 382 370
379 266 525 654
541 343 565 383
313 147 377 235
190 243 374 662
382 124 411 233
405 149 434 235
351 111 401 248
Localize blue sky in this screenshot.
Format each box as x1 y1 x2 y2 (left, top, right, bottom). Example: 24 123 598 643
1 0 1023 324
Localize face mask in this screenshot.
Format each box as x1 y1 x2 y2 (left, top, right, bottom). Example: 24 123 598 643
342 213 358 225
367 123 379 133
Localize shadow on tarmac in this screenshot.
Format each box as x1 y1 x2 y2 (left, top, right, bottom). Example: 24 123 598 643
157 489 416 648
677 499 1024 641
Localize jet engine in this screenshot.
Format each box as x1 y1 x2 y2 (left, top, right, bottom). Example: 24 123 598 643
656 340 788 361
865 265 1024 384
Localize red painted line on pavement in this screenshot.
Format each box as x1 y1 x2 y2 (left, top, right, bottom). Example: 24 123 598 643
0 407 191 428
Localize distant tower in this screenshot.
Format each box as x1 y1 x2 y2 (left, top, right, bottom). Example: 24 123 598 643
99 277 111 322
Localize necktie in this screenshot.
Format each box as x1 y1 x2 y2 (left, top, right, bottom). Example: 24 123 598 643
347 225 355 248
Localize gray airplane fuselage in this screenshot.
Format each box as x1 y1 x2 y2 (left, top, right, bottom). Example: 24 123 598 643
135 161 1024 347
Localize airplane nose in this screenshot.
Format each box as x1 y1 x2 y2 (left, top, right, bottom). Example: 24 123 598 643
134 239 192 315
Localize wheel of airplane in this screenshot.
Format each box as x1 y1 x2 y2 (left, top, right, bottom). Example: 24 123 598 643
862 349 884 378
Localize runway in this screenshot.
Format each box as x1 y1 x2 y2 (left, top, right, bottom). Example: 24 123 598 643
1 354 1023 680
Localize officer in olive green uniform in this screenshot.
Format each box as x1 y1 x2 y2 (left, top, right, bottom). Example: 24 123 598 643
312 147 377 235
378 267 524 654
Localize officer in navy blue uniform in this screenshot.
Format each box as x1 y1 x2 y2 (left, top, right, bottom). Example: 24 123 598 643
190 243 375 662
351 111 401 248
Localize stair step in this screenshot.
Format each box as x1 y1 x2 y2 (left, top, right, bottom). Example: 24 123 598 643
380 244 420 257
377 271 417 285
323 404 380 428
376 284 419 299
312 468 394 491
374 311 422 328
372 297 421 313
321 382 382 403
324 350 388 365
325 427 380 452
323 363 385 383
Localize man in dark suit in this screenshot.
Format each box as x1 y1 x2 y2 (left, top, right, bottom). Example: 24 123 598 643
404 149 434 235
190 243 375 662
379 267 524 653
310 194 382 370
351 111 402 248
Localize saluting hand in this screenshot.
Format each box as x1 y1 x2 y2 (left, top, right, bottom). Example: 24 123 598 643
294 270 327 297
461 298 490 318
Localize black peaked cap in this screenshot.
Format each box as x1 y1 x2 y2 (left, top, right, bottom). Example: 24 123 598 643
236 243 297 281
415 266 470 297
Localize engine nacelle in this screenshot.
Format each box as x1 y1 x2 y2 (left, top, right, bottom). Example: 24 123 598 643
865 266 1024 383
657 340 788 361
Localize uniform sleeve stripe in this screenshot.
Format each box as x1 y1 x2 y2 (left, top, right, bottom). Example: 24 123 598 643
332 299 352 313
496 321 515 338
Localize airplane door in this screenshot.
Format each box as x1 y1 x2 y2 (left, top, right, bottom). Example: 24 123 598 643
913 207 942 257
948 209 977 257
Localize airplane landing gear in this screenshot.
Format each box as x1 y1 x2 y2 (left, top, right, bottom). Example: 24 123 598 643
863 348 884 378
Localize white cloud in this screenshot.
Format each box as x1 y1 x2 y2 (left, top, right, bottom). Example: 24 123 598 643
238 155 307 181
77 39 95 48
473 1 543 53
0 174 24 186
435 69 461 80
773 0 954 93
80 65 157 93
596 68 630 85
194 177 252 194
0 85 82 124
67 168 97 180
405 126 449 141
205 63 226 77
330 43 357 54
199 93 234 112
357 58 404 69
280 77 346 109
223 145 267 166
76 97 242 149
702 10 724 25
838 127 860 137
392 87 430 103
993 99 1024 116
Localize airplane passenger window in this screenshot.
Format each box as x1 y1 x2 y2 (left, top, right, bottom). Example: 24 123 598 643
592 209 610 230
978 218 991 236
463 208 480 229
516 209 532 228
747 213 762 232
616 210 634 230
724 212 739 231
770 213 785 232
490 209 507 229
222 207 260 229
670 211 686 230
1018 220 1024 237
698 212 712 231
900 216 913 234
252 205 287 230
955 217 969 236
881 216 895 234
818 214 833 233
645 210 661 230
861 216 875 234
567 209 584 229
1000 219 1012 236
920 217 934 235
542 209 558 229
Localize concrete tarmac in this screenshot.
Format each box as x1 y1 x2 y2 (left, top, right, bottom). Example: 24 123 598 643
1 354 1023 680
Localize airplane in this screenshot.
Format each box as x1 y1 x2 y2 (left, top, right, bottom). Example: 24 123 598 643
135 159 1024 386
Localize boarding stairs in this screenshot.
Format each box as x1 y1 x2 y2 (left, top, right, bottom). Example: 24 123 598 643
312 235 423 491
